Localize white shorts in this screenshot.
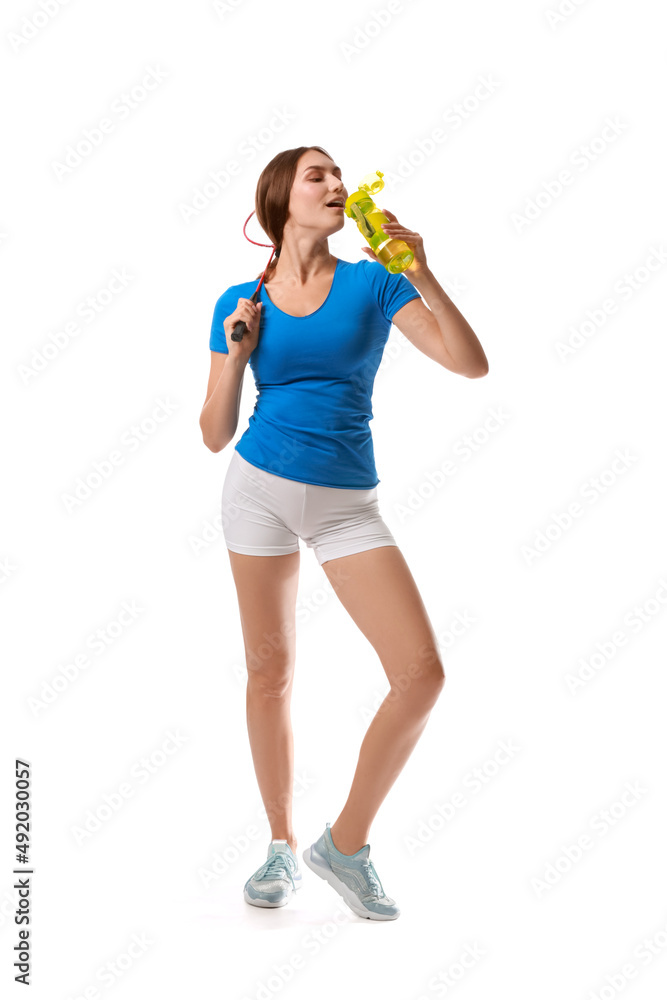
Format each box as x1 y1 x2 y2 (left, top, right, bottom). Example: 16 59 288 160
221 449 398 566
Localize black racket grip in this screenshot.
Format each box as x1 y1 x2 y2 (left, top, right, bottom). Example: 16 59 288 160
231 288 260 341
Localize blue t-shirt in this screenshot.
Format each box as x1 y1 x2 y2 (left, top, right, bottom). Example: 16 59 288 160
209 257 421 488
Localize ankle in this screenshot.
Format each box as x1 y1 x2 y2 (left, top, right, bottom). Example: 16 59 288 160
272 835 297 854
329 823 368 857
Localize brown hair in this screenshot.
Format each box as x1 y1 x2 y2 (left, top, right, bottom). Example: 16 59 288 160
253 145 334 282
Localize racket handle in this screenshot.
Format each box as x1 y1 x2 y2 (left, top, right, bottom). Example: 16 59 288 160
231 288 260 341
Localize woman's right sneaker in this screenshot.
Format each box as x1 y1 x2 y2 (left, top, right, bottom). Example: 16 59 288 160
243 839 301 907
302 822 400 920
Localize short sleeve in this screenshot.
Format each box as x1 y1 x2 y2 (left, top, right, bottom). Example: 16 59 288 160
209 286 241 353
361 259 422 325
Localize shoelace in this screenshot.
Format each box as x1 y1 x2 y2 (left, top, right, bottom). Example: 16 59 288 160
256 853 296 889
360 860 383 897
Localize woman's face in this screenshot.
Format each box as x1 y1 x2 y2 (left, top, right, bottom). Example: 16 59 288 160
286 151 348 239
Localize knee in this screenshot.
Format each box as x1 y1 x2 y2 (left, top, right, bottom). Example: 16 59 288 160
414 643 446 705
247 659 294 699
386 643 445 707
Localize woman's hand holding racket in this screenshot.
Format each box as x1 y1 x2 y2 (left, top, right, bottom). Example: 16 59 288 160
223 297 263 361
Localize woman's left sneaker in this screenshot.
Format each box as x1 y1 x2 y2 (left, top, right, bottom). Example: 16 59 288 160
302 822 400 920
243 840 301 907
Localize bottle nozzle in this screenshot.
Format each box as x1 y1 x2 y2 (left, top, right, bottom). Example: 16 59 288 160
359 170 384 195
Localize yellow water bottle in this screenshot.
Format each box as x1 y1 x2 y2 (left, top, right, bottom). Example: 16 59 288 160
344 170 414 274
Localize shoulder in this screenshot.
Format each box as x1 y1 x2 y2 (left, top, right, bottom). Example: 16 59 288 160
354 258 422 324
216 277 257 299
333 257 378 292
212 278 258 312
341 257 405 292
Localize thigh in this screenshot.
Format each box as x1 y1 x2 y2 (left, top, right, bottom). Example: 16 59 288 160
227 548 301 686
320 544 445 689
221 451 302 685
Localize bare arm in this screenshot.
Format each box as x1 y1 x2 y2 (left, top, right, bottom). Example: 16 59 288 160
199 294 263 452
396 268 488 377
199 351 247 452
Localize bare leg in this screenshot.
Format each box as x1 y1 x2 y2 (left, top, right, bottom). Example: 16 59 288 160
246 674 298 854
321 546 445 855
228 548 301 856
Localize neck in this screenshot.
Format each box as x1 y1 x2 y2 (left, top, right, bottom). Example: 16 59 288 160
269 242 335 286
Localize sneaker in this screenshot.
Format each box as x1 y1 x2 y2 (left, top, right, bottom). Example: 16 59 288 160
302 822 400 920
243 839 302 908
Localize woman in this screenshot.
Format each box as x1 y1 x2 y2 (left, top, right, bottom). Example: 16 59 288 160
200 145 488 921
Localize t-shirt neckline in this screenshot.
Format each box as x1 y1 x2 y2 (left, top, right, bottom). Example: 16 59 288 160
261 258 340 320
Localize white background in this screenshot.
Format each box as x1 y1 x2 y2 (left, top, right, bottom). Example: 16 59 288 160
2 0 667 997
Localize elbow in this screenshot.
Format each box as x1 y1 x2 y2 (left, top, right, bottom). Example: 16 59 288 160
203 438 223 454
202 431 228 454
199 417 228 453
464 355 489 378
